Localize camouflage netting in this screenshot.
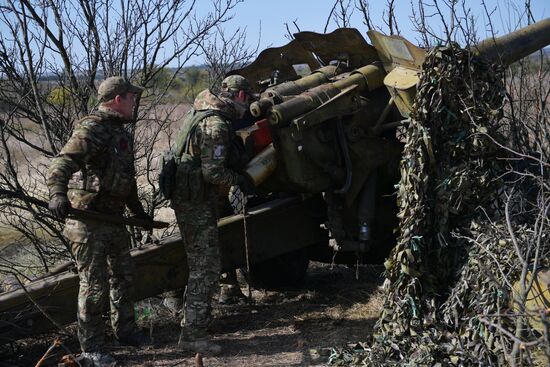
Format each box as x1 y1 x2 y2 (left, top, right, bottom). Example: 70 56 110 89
440 222 549 365
330 44 549 366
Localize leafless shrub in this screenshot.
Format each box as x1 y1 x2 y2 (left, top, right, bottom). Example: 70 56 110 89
200 25 260 88
0 0 244 281
324 0 354 32
355 0 400 36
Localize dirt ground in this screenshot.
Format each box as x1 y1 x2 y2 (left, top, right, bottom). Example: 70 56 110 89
1 263 384 367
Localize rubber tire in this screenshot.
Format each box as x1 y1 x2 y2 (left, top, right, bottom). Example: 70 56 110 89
243 248 310 289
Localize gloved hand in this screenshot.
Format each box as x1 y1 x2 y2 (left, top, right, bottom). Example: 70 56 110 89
127 210 153 243
129 210 153 222
48 194 71 219
227 137 250 170
159 154 177 200
237 175 256 196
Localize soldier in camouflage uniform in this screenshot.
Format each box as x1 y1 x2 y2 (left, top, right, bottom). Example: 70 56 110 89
47 77 149 366
170 75 255 354
217 76 255 305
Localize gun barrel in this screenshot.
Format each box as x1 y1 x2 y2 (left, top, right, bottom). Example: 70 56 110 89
250 66 337 117
268 63 385 126
274 65 337 96
475 17 550 66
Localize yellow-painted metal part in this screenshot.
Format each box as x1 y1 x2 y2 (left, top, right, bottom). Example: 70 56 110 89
245 144 277 185
512 268 550 334
383 66 420 117
367 30 427 72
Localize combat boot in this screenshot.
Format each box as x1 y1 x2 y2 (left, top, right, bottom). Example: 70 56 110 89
162 292 183 315
74 352 117 367
116 329 151 347
218 284 247 305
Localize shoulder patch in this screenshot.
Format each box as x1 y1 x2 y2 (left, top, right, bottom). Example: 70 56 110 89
212 145 225 160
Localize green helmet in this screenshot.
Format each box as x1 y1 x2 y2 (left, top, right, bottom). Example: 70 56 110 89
221 75 251 93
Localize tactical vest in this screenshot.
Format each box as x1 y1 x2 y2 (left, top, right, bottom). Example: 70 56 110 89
175 110 228 159
159 109 227 202
67 114 135 212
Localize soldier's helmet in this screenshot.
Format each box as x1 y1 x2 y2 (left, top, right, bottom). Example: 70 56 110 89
220 75 251 94
98 76 144 102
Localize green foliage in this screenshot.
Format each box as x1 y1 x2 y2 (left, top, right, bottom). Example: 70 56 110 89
149 67 183 92
179 66 209 102
139 66 209 104
47 86 72 106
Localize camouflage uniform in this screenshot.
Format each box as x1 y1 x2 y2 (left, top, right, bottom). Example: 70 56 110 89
218 75 254 303
171 89 244 340
47 79 144 352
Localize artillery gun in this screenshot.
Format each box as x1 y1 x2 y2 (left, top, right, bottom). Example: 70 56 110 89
235 17 550 263
1 18 550 344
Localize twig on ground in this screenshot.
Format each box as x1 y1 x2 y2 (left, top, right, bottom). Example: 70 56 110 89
34 338 61 367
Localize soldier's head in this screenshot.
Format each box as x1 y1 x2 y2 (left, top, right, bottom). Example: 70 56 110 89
97 76 144 122
221 75 251 95
218 75 252 119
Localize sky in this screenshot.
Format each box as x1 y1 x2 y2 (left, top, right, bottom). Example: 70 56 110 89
0 0 547 68
195 0 548 63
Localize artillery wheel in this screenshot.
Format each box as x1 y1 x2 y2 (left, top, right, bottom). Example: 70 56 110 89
242 247 310 289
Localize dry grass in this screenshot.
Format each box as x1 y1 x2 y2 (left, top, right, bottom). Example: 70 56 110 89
0 227 22 250
1 263 386 366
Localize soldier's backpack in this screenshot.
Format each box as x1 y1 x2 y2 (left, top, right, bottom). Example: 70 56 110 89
159 110 222 201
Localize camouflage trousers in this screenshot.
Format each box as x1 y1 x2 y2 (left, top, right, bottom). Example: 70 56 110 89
172 197 221 340
66 219 137 352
